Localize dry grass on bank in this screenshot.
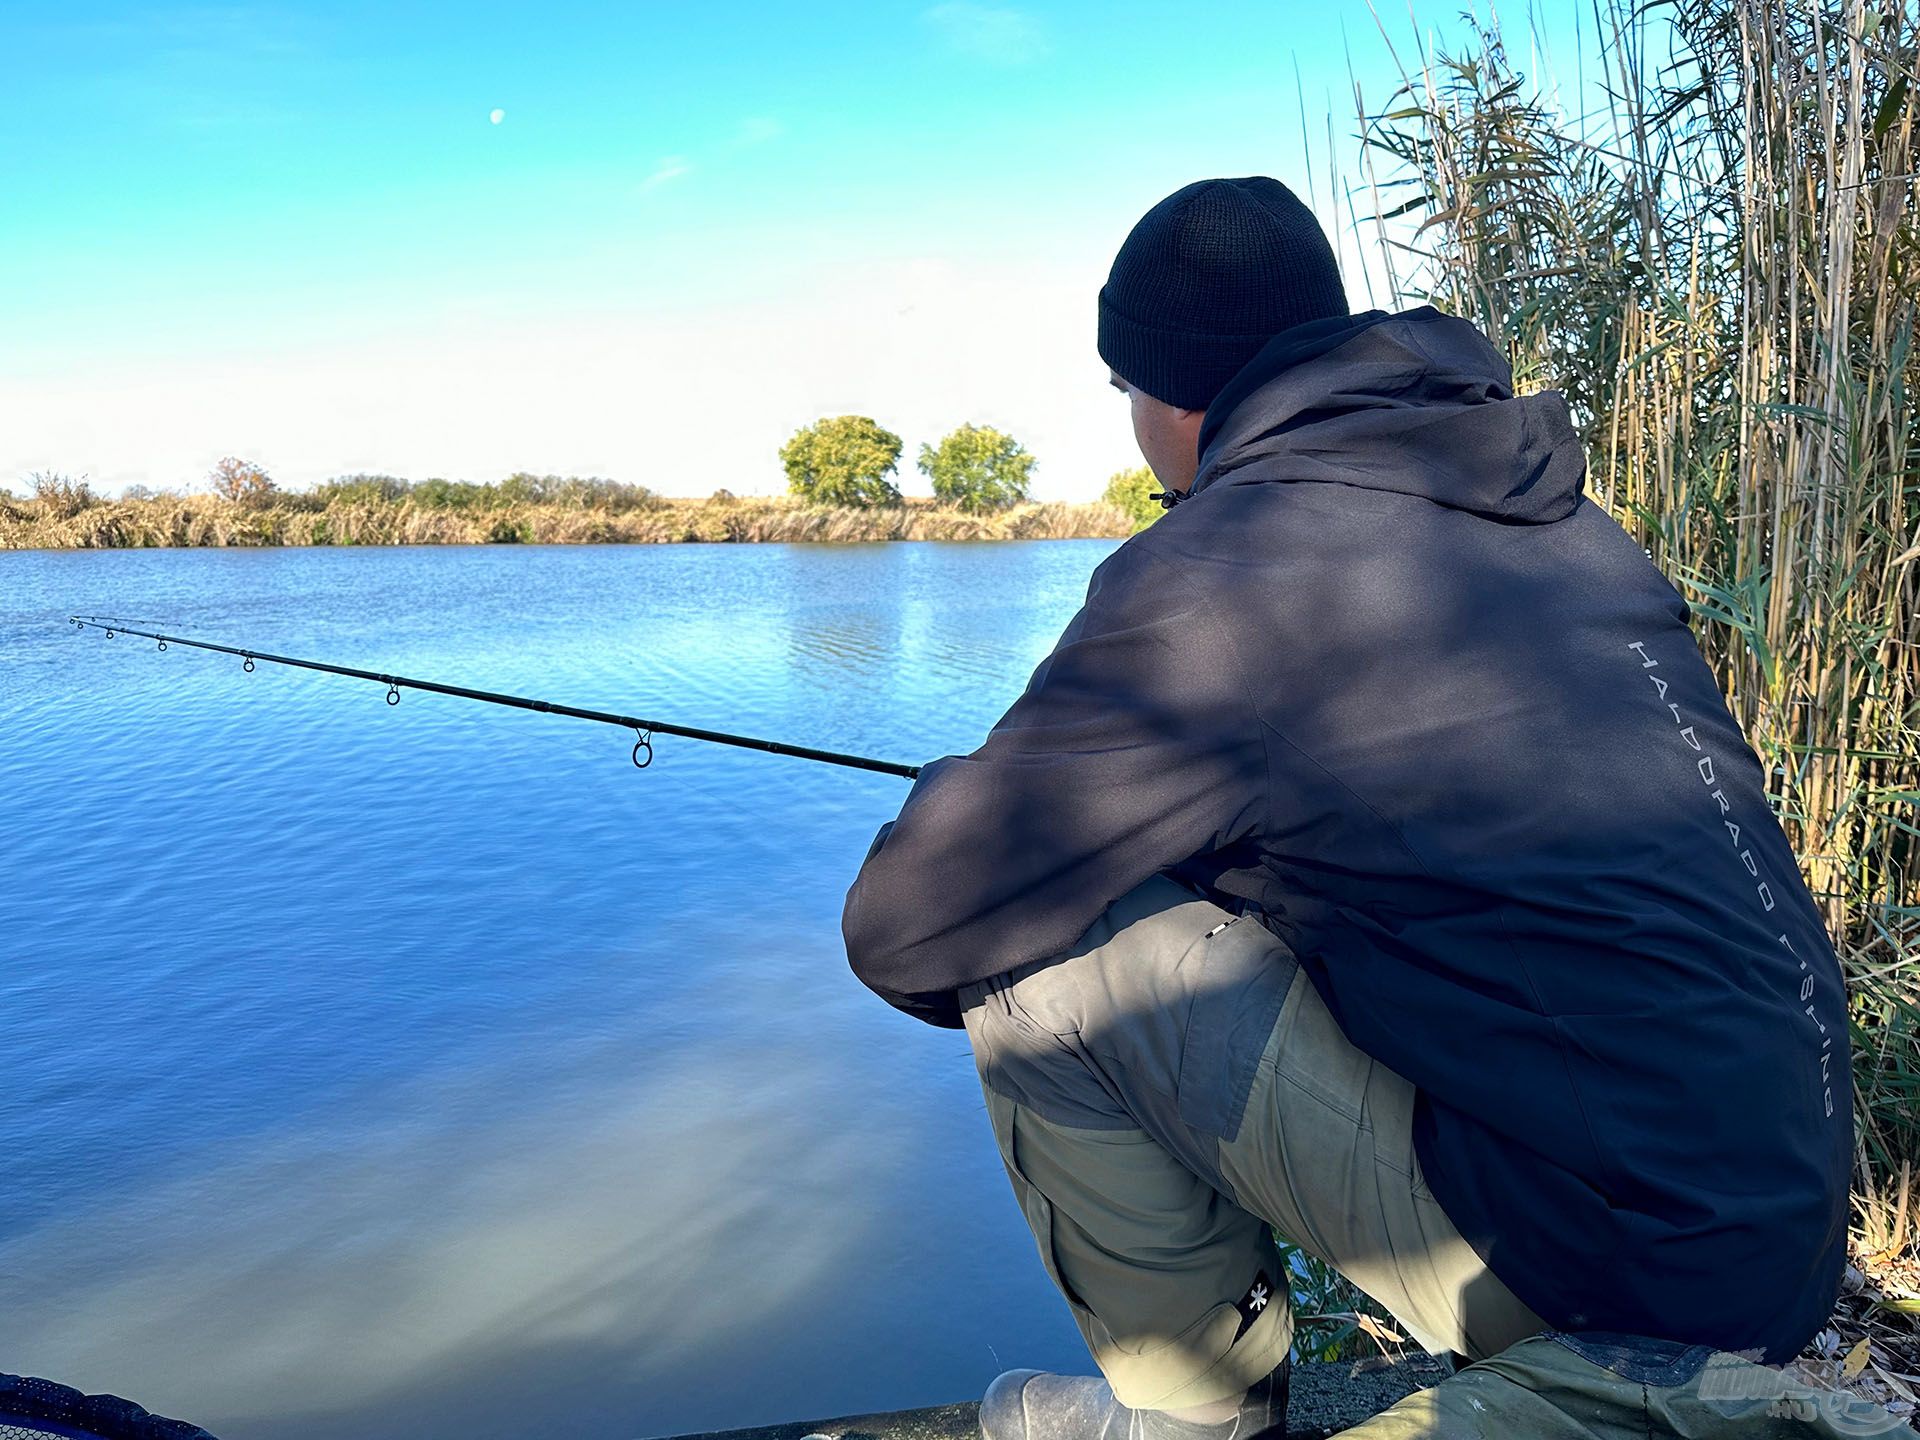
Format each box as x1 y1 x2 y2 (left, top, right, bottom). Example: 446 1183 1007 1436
0 491 1134 549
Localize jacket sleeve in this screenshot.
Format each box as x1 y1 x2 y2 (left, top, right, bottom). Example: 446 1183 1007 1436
840 542 1267 1027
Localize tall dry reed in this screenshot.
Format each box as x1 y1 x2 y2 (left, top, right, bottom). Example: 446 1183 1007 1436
1356 0 1918 1265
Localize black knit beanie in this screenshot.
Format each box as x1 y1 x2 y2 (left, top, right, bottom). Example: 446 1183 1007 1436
1098 177 1348 411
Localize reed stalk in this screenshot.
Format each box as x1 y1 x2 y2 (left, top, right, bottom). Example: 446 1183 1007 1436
1355 0 1918 1284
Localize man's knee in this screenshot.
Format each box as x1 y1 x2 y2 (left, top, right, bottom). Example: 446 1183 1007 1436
965 872 1301 1202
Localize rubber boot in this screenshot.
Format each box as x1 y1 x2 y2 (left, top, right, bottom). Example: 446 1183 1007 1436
979 1360 1289 1440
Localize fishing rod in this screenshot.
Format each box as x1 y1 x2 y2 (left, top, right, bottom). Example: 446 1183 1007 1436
68 615 921 780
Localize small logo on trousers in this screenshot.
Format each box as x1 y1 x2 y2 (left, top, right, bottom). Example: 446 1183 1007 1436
1234 1270 1275 1337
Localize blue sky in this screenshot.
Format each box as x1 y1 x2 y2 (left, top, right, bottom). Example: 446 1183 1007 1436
0 2 1596 500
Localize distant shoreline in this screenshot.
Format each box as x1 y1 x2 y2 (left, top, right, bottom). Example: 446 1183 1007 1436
0 493 1138 550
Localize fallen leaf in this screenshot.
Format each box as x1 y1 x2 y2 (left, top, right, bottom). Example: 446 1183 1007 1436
1355 1313 1408 1346
1845 1337 1873 1379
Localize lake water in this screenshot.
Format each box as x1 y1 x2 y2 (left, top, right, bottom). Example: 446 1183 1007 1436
0 542 1119 1440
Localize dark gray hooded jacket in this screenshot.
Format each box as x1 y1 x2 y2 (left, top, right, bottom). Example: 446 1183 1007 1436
841 306 1851 1364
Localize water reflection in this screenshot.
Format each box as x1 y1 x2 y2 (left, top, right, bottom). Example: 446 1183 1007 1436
0 543 1114 1438
3 1035 876 1438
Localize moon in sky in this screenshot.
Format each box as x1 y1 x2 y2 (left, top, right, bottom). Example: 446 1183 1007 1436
489 108 506 125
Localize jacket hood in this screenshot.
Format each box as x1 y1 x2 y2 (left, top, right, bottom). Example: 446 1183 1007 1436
1189 306 1587 524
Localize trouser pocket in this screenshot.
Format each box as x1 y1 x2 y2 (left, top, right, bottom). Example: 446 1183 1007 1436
978 1086 1294 1411
1175 910 1297 1142
965 872 1298 1192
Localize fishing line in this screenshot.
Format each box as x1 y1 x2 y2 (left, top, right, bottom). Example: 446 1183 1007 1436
69 615 921 779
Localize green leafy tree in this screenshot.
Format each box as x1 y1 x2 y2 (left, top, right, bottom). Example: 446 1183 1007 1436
412 477 495 511
510 474 656 512
780 415 903 507
316 473 412 504
917 423 1036 513
1102 465 1165 531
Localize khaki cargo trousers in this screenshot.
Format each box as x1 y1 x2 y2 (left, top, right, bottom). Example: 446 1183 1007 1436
957 875 1910 1438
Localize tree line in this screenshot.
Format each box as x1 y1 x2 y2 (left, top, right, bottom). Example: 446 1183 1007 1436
781 416 1033 512
10 463 665 517
782 414 1162 529
12 428 1168 531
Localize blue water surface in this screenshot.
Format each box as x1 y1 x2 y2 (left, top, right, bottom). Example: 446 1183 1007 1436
0 542 1118 1440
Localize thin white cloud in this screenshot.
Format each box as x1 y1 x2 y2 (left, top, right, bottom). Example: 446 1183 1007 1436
639 155 693 193
48 4 316 130
732 115 785 146
53 5 310 55
923 2 1049 64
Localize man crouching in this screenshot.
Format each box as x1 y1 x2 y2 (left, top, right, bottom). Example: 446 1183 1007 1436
844 178 1878 1438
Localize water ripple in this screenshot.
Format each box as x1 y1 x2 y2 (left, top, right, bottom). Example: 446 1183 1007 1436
0 542 1118 1438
